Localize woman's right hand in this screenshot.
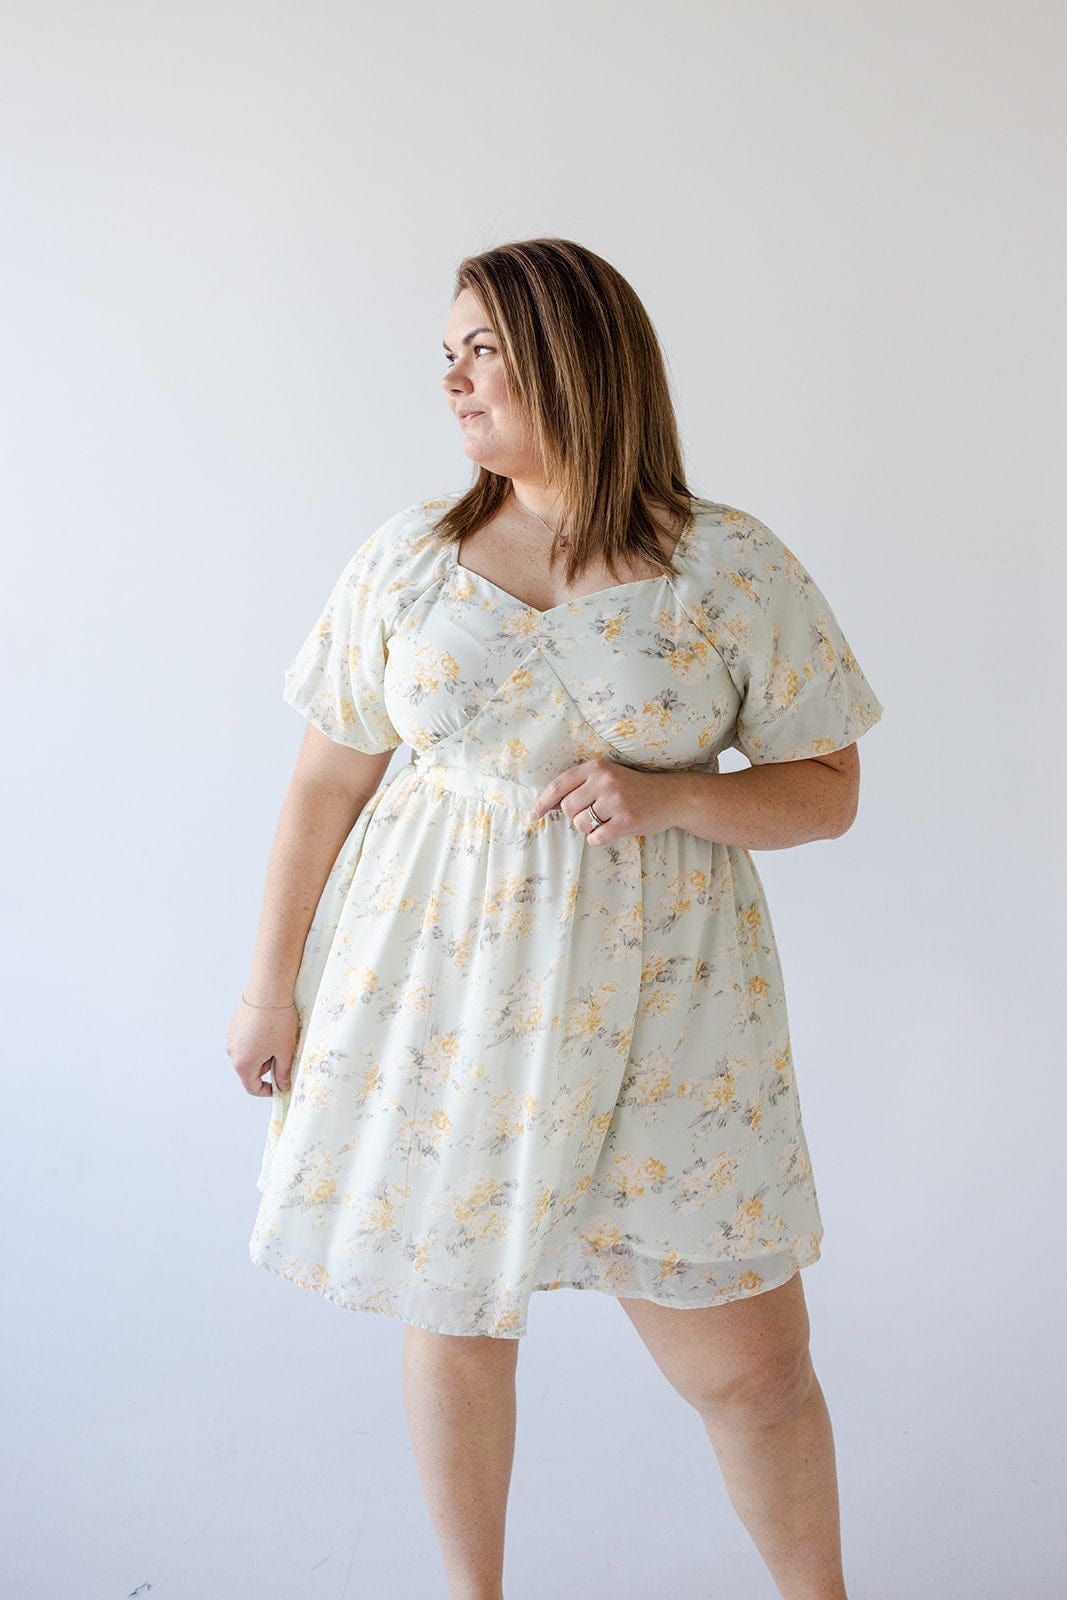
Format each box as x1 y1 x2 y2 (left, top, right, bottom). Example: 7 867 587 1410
226 995 301 1098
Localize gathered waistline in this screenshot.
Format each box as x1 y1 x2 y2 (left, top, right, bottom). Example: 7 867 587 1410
402 754 721 815
407 758 541 814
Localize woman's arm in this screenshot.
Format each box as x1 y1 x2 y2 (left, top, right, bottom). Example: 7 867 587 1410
529 745 861 854
667 744 860 851
244 726 394 1004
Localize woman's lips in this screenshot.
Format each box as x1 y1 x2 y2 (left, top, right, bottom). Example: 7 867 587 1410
459 411 483 426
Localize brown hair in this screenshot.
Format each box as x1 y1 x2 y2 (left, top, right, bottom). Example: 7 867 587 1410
432 237 698 585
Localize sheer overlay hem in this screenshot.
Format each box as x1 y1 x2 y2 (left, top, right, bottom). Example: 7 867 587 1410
249 1233 820 1339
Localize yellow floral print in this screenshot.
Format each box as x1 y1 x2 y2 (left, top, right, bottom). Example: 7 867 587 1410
251 491 884 1337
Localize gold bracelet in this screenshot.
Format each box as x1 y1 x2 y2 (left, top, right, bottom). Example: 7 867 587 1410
242 992 297 1010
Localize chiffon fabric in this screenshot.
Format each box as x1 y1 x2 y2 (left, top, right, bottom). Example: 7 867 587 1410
249 492 884 1337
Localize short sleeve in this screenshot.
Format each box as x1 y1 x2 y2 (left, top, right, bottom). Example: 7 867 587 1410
683 507 885 765
281 519 406 754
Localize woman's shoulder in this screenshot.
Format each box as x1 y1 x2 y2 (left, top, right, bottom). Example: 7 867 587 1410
680 495 789 570
364 491 460 556
676 494 819 611
348 491 458 620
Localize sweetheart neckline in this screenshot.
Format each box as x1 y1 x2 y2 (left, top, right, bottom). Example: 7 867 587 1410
449 516 694 618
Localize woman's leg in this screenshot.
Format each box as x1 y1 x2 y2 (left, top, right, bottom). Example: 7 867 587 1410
620 1271 847 1600
401 1324 520 1600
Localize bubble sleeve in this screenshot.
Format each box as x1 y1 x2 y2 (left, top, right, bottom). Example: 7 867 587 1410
679 508 884 764
281 517 407 754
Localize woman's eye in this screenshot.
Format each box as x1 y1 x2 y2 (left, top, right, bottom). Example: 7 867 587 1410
443 344 494 366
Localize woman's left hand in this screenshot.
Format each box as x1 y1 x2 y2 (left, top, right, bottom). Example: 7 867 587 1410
528 757 681 845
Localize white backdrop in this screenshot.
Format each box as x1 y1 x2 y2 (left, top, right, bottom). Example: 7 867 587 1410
3 3 1064 1596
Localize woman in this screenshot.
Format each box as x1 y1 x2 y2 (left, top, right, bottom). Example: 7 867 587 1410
229 237 883 1599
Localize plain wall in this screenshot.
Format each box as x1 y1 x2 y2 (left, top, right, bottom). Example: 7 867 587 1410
2 2 1064 1595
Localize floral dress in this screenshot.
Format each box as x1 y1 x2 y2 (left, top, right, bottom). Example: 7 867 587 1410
249 491 884 1338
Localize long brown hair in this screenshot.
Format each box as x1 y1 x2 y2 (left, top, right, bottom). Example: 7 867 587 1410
432 237 698 585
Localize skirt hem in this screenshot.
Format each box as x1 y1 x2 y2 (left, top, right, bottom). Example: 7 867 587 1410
248 1236 821 1340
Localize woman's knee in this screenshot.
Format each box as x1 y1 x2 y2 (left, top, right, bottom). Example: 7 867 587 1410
696 1341 817 1428
622 1273 815 1425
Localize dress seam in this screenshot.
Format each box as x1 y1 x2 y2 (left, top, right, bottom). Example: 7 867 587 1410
383 565 452 640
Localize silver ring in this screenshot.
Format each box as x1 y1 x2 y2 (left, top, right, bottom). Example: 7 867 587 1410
586 803 605 828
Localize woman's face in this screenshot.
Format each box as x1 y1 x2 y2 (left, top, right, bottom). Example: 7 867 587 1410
442 288 542 481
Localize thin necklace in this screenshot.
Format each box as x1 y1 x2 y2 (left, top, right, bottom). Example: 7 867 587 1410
511 489 569 547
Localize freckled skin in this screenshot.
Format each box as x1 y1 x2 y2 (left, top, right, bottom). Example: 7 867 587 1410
441 287 681 613
443 287 859 851
526 743 859 851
